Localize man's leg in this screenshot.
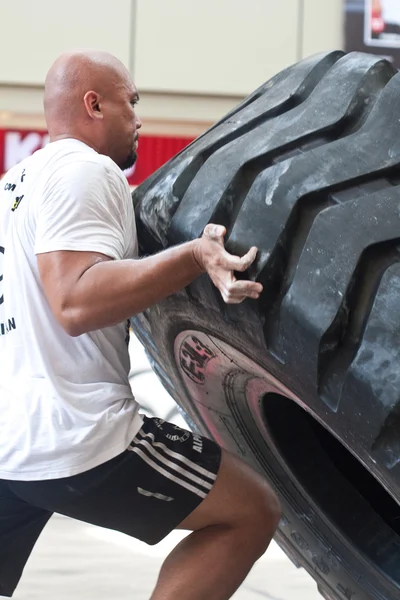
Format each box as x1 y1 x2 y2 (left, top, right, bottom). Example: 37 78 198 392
0 481 52 597
150 449 281 600
9 417 280 600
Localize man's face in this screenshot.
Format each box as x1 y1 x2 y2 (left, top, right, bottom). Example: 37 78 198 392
103 74 142 171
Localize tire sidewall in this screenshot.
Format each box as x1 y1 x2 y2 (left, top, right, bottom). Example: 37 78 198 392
133 287 395 600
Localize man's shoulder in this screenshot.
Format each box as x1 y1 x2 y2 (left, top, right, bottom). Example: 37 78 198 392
51 142 127 189
1 156 31 183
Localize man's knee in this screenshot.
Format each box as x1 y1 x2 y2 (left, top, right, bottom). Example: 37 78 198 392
235 463 281 555
180 449 281 545
215 451 281 560
250 480 281 554
223 450 281 527
248 477 281 530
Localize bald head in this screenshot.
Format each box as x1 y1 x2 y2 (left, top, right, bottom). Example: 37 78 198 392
44 50 129 130
43 50 142 169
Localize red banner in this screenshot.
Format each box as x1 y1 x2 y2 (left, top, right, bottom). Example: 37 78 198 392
0 128 194 186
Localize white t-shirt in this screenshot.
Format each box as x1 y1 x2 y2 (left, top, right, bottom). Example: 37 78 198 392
0 138 143 480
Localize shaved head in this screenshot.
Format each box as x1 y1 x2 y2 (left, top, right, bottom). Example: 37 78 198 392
44 51 129 125
44 50 141 170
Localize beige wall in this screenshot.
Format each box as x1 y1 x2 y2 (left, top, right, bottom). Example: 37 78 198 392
134 0 300 95
302 0 344 57
0 0 133 85
0 0 344 133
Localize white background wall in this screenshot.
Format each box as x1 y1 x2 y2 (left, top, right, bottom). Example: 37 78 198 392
0 0 344 129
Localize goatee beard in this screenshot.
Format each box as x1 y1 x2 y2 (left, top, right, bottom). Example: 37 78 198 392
120 152 137 171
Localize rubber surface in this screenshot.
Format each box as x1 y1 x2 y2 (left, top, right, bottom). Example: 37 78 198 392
132 51 400 599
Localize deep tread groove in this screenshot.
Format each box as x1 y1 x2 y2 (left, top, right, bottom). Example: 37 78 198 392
260 172 400 349
172 95 300 207
264 195 331 292
259 192 336 342
169 55 395 246
155 52 346 229
219 75 390 241
318 240 400 409
204 50 344 135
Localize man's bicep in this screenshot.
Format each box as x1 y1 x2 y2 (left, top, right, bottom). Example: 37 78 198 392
37 250 112 324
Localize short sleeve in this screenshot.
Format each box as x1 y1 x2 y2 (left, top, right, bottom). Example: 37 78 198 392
34 158 128 260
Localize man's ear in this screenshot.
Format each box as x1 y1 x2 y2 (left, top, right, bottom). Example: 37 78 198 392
83 91 103 120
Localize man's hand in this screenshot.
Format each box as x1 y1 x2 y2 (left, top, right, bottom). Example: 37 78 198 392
193 224 263 304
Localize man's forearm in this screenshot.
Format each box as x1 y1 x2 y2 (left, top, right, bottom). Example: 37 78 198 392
64 240 204 335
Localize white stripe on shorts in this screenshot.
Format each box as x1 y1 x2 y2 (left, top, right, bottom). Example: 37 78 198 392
132 436 213 492
128 446 207 499
136 430 217 482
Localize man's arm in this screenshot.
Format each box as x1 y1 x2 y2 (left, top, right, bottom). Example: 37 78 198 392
37 224 263 337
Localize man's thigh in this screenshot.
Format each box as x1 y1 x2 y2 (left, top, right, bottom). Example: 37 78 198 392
178 449 280 532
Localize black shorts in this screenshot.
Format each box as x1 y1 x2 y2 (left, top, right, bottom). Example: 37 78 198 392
0 417 221 597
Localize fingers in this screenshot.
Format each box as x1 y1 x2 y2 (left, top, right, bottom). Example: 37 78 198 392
235 246 258 272
202 223 262 303
203 224 258 272
214 277 263 304
215 246 258 273
203 224 227 240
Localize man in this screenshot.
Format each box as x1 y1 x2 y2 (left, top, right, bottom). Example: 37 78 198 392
0 50 280 599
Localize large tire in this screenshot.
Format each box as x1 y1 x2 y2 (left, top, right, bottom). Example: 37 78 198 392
131 51 400 600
